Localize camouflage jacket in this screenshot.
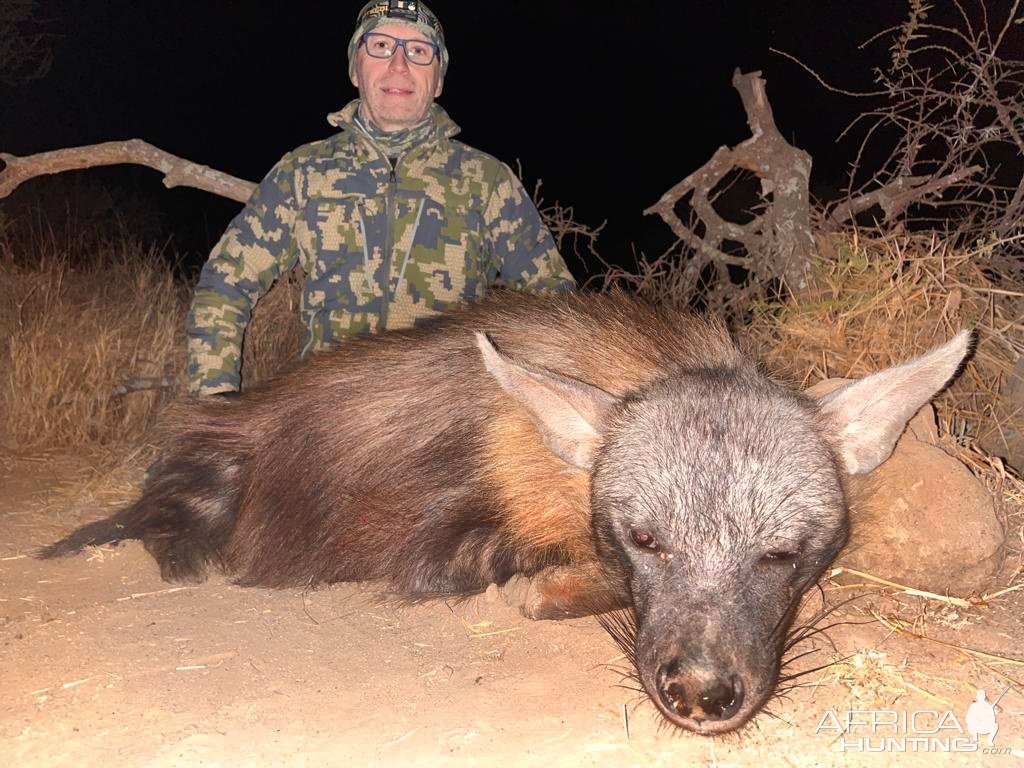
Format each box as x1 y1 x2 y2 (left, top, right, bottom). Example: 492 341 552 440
186 101 576 395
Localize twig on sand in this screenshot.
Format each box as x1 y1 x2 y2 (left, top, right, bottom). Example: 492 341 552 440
829 567 972 608
115 586 193 602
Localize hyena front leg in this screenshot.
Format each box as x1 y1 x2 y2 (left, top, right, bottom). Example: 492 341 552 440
505 562 630 620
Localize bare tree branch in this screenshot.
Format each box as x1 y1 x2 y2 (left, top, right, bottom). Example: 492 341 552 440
826 165 983 227
0 140 256 203
523 173 606 275
830 0 1024 274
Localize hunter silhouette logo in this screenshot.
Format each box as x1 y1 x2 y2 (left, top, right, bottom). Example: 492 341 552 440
965 686 1008 747
814 683 1016 753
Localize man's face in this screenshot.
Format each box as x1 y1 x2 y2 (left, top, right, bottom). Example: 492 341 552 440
351 22 443 132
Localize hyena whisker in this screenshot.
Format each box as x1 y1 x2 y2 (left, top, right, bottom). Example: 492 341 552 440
783 623 836 654
756 706 792 726
766 592 869 711
778 657 848 685
596 608 639 662
767 585 812 644
785 618 877 657
600 660 641 677
610 682 647 696
779 590 868 650
599 660 642 682
783 597 876 654
766 570 841 644
776 678 839 696
778 647 822 670
767 689 795 704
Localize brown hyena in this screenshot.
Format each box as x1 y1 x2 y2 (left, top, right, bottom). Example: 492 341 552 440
39 291 973 734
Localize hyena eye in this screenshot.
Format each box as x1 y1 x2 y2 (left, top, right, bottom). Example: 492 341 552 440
761 548 801 565
629 529 659 552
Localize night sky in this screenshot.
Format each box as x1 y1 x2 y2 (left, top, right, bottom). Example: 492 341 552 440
5 1 921 278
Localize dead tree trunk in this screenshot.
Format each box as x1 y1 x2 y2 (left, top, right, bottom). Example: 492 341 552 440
645 69 817 307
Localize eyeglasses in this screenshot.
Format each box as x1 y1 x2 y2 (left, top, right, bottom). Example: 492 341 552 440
360 32 439 66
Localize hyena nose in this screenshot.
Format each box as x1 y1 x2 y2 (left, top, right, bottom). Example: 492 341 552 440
656 659 745 722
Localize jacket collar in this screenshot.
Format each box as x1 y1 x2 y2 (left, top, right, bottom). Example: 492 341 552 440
326 100 461 142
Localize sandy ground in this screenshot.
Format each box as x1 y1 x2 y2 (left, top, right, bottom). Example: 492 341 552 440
2 451 1022 768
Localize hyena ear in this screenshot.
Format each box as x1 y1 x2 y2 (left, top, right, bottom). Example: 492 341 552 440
475 332 618 469
816 330 975 475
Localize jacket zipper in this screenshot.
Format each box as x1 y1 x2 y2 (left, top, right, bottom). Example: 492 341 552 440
356 204 373 293
395 198 426 298
350 123 430 333
379 162 397 332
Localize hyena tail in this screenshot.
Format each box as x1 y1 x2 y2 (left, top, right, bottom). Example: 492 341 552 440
36 458 238 584
36 509 138 558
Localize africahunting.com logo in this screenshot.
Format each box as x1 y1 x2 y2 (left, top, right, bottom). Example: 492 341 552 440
814 685 1015 754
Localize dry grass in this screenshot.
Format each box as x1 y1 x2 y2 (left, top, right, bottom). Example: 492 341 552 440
743 231 1023 454
0 229 189 451
240 265 303 389
0 222 306 451
827 649 917 709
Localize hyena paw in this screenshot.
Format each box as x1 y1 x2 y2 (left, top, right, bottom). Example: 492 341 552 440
499 572 577 621
521 591 577 621
497 574 531 611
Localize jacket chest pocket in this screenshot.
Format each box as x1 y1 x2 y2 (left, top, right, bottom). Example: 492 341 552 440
396 197 486 308
300 195 387 302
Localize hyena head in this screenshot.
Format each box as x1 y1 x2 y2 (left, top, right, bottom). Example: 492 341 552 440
477 329 973 734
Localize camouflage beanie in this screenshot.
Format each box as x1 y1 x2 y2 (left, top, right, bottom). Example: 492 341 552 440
348 1 448 82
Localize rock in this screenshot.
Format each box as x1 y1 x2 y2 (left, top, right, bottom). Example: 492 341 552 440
803 377 848 399
840 434 1004 595
805 377 1003 595
906 402 940 445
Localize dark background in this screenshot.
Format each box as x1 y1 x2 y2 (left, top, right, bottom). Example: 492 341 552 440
3 1 923 278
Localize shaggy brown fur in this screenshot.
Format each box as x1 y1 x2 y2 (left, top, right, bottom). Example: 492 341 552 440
39 290 739 597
